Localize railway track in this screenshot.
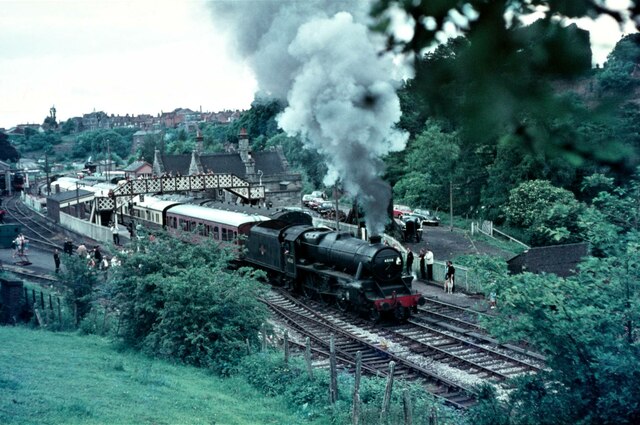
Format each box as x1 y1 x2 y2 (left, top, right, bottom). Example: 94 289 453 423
2 195 100 257
302 296 546 382
3 195 63 252
264 287 549 408
262 289 478 409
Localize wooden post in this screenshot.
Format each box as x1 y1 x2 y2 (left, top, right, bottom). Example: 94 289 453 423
49 294 53 311
284 330 289 364
34 308 44 327
305 337 313 380
102 310 108 333
329 334 338 404
429 408 437 425
380 361 396 424
352 351 362 425
403 385 412 425
57 297 62 326
40 291 45 309
245 338 251 355
261 323 267 352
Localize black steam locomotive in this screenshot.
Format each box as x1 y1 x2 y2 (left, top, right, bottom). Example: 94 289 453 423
244 212 425 321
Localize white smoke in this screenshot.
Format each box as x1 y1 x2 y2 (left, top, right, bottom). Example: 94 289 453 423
208 1 408 234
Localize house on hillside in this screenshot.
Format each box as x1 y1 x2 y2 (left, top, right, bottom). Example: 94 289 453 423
507 242 590 277
123 161 152 180
152 129 302 206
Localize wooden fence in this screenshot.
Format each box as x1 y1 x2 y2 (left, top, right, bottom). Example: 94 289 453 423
260 327 444 425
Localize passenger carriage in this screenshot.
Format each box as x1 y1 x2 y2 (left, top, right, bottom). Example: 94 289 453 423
165 204 269 244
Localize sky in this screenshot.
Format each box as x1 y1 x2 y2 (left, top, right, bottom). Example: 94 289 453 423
0 0 258 129
0 0 636 130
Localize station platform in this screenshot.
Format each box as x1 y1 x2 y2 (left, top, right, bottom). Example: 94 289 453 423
411 277 492 314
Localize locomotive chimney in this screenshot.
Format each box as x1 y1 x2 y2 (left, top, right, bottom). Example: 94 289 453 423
369 235 382 244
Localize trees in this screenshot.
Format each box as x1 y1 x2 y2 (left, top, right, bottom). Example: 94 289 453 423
105 233 269 374
505 179 584 245
371 0 639 173
0 132 20 162
392 120 460 210
473 229 640 424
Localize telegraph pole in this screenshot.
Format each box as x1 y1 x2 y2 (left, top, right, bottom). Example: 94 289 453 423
45 154 51 196
449 179 453 231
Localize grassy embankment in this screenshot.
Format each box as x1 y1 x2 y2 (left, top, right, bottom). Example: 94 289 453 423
0 326 328 425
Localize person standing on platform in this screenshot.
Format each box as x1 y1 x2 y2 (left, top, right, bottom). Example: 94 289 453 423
425 249 434 281
419 249 426 279
406 248 414 276
63 239 73 255
53 249 61 273
111 223 120 245
445 260 455 294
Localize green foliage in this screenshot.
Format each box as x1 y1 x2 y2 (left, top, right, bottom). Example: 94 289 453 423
72 129 132 160
105 233 269 374
505 179 584 245
392 120 460 210
200 122 231 152
474 227 640 424
598 34 640 92
57 254 100 325
235 351 464 424
226 98 285 144
0 132 20 162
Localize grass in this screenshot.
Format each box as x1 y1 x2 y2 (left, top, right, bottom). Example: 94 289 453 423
0 326 330 425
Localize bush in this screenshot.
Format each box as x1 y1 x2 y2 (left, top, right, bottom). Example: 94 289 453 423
105 234 269 374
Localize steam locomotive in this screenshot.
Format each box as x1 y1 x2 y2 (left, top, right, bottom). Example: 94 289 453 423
244 212 425 321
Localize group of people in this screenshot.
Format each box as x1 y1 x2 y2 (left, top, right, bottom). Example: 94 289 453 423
405 248 456 293
54 242 122 273
12 233 29 261
405 248 434 281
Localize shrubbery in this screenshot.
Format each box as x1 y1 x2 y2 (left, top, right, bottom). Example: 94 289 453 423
80 232 272 374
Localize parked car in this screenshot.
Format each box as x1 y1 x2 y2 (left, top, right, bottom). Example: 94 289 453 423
317 202 336 215
310 190 326 200
413 209 440 226
302 194 315 206
307 198 325 210
393 204 412 218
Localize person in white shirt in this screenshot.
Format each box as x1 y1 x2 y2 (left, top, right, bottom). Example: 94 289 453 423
425 249 434 281
111 223 120 245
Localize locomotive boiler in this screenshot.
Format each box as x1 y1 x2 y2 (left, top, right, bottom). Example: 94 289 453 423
244 216 425 321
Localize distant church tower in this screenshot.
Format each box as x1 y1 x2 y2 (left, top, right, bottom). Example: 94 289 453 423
49 105 56 122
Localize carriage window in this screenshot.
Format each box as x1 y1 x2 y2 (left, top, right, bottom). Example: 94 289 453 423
180 219 188 231
204 225 210 237
221 228 228 241
213 226 219 240
191 221 196 232
146 211 150 220
234 231 237 239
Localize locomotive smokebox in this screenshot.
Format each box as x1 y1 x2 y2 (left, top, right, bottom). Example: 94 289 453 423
369 235 382 244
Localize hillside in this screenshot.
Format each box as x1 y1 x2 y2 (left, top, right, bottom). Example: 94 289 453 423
0 326 326 425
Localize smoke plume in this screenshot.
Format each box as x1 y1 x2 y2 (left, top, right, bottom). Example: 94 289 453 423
208 1 408 234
